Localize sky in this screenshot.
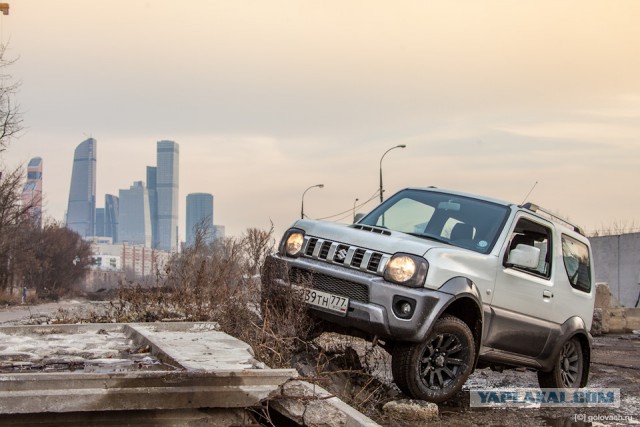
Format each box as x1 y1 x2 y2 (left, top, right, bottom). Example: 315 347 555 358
1 0 639 240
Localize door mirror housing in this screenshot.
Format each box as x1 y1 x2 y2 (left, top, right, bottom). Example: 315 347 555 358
507 244 541 269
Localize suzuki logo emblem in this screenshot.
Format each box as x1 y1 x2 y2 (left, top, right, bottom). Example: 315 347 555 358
335 248 348 261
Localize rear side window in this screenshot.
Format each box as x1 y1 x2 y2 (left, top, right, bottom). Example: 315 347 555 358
561 235 591 293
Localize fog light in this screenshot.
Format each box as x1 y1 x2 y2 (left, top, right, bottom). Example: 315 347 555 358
392 296 416 319
399 302 412 315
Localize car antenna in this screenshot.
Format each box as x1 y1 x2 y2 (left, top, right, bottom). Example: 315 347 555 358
520 181 538 205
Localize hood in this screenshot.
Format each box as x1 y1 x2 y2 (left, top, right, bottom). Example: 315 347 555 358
290 219 451 256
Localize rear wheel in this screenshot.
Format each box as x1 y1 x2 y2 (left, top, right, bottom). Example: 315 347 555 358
538 337 585 388
391 315 475 403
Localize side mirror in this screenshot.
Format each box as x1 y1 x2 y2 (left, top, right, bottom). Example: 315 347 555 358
507 244 540 269
353 213 365 223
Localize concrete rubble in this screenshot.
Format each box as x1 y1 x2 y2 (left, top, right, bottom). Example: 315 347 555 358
592 283 640 334
0 322 381 426
382 399 439 426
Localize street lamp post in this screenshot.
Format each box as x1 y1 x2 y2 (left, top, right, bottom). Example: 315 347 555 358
352 198 359 222
301 184 324 219
379 144 406 202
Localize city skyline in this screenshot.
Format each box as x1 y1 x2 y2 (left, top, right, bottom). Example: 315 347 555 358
2 1 639 238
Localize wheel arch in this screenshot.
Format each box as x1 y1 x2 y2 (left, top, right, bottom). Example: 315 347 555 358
438 277 484 370
540 316 593 387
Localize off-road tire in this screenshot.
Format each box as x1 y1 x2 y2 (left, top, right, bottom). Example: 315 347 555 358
537 337 585 388
391 315 475 403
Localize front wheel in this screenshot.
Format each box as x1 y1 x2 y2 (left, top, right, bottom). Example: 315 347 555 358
538 337 586 388
391 315 475 403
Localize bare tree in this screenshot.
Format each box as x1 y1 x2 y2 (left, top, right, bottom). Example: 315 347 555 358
19 221 93 299
0 165 33 289
0 44 22 154
242 222 275 276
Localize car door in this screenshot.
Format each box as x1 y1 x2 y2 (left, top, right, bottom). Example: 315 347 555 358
483 214 557 358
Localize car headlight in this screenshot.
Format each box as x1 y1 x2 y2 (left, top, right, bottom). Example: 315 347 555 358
280 229 305 257
384 253 428 287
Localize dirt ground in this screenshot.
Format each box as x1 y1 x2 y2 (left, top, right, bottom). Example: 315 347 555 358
429 333 640 426
2 301 638 426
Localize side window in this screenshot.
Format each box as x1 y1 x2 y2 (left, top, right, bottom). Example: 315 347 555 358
505 218 552 278
561 235 591 293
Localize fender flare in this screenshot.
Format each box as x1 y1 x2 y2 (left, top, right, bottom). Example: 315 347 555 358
539 316 593 386
415 277 484 367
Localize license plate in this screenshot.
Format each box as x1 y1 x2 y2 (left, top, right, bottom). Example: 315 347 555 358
303 289 349 316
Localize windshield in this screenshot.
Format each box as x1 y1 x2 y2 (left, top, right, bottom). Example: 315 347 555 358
358 189 510 254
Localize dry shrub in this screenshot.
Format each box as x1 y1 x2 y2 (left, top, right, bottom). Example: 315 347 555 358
105 224 395 421
106 224 315 368
0 289 19 305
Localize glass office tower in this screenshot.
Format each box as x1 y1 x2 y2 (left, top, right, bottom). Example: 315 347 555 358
118 181 151 247
21 157 43 227
156 140 179 252
105 194 119 243
186 193 214 247
66 138 96 238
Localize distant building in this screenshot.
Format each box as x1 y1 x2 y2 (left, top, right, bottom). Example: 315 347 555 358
86 242 171 292
186 193 214 246
66 138 97 238
104 194 119 243
118 181 152 247
214 225 226 241
146 166 158 248
156 140 179 252
95 207 105 237
21 157 43 227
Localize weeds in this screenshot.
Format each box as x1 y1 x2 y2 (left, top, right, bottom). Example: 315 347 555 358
23 224 396 422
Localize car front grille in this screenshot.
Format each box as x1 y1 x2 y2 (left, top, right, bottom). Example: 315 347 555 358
289 267 370 303
302 237 390 275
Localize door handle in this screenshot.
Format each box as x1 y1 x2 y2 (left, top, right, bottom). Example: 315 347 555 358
543 290 553 299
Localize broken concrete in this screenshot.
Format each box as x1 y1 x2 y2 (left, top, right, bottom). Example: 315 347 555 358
269 380 380 427
0 322 382 426
0 323 296 414
593 283 640 333
382 399 439 426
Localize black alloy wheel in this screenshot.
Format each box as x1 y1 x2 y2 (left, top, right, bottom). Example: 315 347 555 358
392 315 475 403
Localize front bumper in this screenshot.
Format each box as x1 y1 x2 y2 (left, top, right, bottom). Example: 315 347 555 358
262 253 453 343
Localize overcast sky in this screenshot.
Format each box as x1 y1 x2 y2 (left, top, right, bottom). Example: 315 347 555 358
1 1 639 239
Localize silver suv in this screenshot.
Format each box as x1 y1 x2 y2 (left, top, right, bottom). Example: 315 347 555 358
262 187 595 402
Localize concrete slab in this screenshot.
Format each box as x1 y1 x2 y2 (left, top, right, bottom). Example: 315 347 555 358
0 323 297 414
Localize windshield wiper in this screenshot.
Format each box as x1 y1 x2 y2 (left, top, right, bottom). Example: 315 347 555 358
407 232 449 244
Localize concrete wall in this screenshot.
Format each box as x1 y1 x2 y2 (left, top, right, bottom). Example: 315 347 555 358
590 232 640 307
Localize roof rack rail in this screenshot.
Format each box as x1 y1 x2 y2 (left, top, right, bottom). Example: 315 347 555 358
520 202 585 236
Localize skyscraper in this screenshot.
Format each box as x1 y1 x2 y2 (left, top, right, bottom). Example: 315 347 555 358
118 181 151 247
21 157 43 227
146 166 158 248
156 140 179 252
95 208 105 237
105 194 119 243
186 193 214 247
66 138 97 238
